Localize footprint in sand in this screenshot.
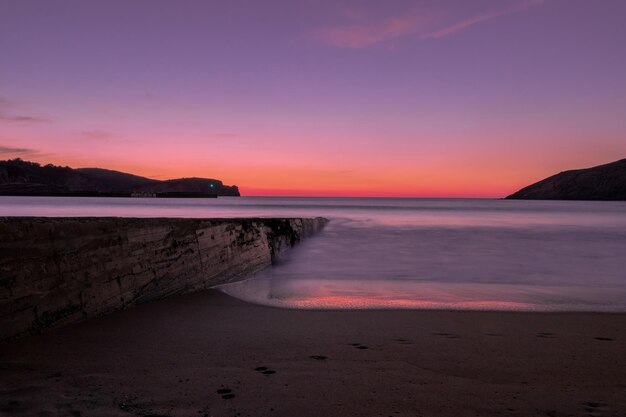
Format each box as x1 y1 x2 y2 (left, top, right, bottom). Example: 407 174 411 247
348 343 369 349
310 355 328 360
254 366 276 375
582 401 609 415
216 388 235 400
432 332 460 339
594 337 614 341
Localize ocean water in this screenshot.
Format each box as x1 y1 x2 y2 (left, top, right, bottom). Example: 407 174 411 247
2 196 626 312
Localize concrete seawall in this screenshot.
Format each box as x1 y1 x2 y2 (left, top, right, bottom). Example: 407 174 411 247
0 217 328 340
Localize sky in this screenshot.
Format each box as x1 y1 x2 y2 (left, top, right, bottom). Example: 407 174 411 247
1 0 625 197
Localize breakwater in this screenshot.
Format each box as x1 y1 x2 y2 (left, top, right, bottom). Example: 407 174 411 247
0 217 328 339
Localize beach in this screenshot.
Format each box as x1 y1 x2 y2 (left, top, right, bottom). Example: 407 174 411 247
2 289 625 417
4 1 626 414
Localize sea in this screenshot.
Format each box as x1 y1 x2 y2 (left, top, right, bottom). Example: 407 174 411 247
3 196 626 312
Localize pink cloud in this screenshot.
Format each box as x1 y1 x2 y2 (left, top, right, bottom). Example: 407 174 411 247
316 14 431 48
317 0 546 48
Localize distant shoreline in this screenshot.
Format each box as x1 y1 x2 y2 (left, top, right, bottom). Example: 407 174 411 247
0 159 241 197
0 191 220 198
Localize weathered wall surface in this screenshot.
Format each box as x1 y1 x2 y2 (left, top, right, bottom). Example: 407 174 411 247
0 217 328 340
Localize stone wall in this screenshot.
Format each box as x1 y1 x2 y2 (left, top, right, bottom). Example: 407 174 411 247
0 217 328 340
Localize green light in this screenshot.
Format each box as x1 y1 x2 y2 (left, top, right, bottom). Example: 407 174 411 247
210 183 214 188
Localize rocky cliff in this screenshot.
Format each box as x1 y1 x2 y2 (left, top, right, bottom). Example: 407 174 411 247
506 158 626 200
0 217 328 340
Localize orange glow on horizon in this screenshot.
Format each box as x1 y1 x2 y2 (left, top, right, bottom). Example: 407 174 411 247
239 185 506 198
4 124 622 199
1 152 566 198
3 0 626 200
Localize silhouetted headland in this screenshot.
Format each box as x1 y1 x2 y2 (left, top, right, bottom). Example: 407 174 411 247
0 159 240 197
506 158 626 200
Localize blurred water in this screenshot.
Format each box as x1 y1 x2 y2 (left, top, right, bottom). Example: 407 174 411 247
3 196 626 311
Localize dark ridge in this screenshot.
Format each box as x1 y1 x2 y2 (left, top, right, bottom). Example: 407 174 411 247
505 158 626 201
0 158 240 197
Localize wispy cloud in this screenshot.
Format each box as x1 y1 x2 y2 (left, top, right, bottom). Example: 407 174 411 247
316 0 545 48
81 129 114 140
0 145 41 157
425 0 545 39
0 96 50 123
0 114 50 123
316 14 431 48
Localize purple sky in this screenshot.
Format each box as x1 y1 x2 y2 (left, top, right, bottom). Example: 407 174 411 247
1 0 625 196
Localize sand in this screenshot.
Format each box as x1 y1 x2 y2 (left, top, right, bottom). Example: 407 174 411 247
1 290 625 417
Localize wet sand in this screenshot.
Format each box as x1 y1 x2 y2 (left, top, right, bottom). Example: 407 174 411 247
1 290 625 417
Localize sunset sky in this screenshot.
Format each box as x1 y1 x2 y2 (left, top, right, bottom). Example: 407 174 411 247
1 0 625 197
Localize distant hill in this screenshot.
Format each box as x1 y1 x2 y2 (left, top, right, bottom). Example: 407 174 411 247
506 158 626 201
0 159 240 197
